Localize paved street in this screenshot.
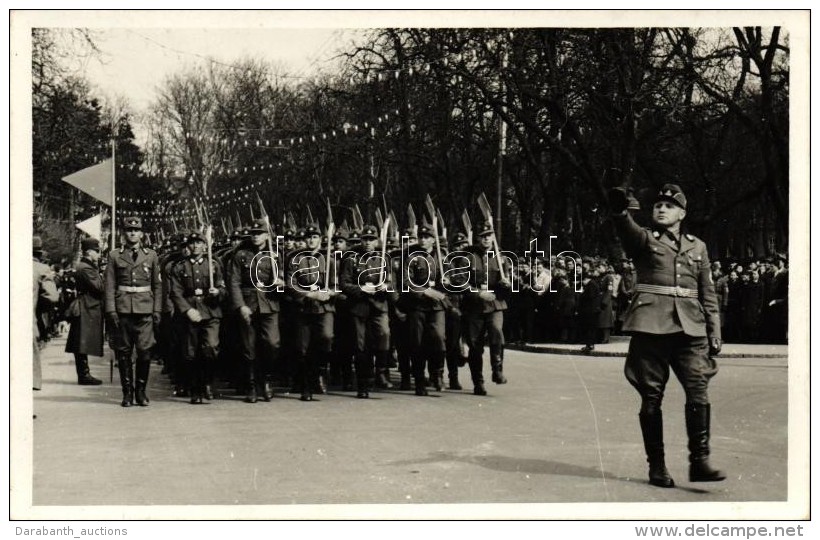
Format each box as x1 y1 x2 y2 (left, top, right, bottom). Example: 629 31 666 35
28 336 788 516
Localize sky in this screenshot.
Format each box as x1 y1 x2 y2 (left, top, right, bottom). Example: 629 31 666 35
76 27 353 140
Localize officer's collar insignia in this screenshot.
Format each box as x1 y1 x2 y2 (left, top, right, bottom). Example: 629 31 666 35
685 234 694 241
652 231 660 238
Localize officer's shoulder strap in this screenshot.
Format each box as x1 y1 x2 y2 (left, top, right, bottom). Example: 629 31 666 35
684 233 700 243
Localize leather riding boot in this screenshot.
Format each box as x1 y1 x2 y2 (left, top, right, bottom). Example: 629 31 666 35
300 358 314 402
490 346 507 384
639 409 675 488
375 351 393 389
400 371 412 391
431 352 445 391
75 354 102 385
117 353 134 407
448 373 462 391
134 352 151 406
245 358 258 403
686 403 726 482
468 349 486 395
202 348 216 400
414 377 429 396
341 357 355 391
355 352 372 398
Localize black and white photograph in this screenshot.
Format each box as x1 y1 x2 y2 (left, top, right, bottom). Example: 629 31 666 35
9 9 810 524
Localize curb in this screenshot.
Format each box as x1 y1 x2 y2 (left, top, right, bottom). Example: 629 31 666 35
506 344 788 359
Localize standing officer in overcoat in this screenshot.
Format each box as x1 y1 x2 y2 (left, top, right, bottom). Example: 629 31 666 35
65 238 104 385
169 231 227 404
609 184 725 488
104 216 163 407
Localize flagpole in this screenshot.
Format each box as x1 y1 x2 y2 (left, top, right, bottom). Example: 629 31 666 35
111 138 117 250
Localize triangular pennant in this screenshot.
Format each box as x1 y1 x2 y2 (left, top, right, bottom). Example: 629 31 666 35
62 159 114 205
75 214 102 240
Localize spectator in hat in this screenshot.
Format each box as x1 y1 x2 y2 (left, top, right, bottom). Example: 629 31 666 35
64 238 104 386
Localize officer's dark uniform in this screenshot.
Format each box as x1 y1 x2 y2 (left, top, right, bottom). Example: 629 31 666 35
169 231 227 404
610 183 725 488
285 223 336 401
339 225 392 398
401 222 448 395
104 216 163 407
229 219 283 403
462 222 511 396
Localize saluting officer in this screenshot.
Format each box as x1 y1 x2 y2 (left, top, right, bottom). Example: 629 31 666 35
401 220 448 396
104 216 163 407
64 238 104 386
229 219 285 403
609 184 725 488
169 231 227 404
286 223 336 401
461 222 511 396
340 224 393 398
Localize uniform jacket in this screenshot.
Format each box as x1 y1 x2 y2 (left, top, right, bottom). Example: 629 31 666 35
461 246 510 314
400 246 448 312
169 256 227 319
160 251 186 314
613 213 720 339
65 258 104 356
340 246 391 316
104 244 163 315
285 247 336 315
229 242 283 314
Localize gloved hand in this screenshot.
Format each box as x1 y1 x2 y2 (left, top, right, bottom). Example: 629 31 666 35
186 308 203 323
423 288 446 302
608 187 630 214
106 312 120 331
239 305 253 325
479 290 496 302
709 337 722 356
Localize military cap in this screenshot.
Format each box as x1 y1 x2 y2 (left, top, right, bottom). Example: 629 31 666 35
361 225 379 239
186 231 206 244
417 219 435 238
249 219 268 234
477 221 494 236
348 230 361 244
229 229 243 241
123 216 143 229
81 238 101 252
294 228 306 240
304 223 321 237
402 227 418 239
451 232 469 248
655 184 687 210
33 236 43 250
332 228 349 241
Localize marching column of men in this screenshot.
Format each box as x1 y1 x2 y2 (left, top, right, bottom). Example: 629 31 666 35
96 213 515 407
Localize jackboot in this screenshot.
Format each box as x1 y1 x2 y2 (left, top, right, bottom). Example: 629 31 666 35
75 354 102 385
639 409 675 488
490 346 507 384
414 377 429 396
134 351 151 406
448 373 462 391
400 372 412 391
686 403 726 482
300 361 314 402
117 353 134 407
468 349 486 395
375 350 394 389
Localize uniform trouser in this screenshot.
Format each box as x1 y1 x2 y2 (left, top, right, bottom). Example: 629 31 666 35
352 312 390 386
393 315 411 377
445 308 463 377
296 312 334 388
624 332 717 412
464 310 505 385
183 317 221 393
112 314 156 388
407 309 446 382
280 300 297 382
170 313 187 386
218 311 239 384
238 313 280 389
332 306 355 382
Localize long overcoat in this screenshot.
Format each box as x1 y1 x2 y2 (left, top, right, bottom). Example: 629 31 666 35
65 257 104 356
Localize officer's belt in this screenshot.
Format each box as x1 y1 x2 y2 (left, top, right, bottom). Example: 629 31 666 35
118 286 151 293
635 284 699 298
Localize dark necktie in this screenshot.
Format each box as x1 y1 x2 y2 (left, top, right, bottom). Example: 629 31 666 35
131 249 138 262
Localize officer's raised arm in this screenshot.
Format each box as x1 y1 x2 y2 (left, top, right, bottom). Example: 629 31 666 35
608 187 649 257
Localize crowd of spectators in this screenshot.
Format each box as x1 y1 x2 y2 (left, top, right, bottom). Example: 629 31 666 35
505 253 788 348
